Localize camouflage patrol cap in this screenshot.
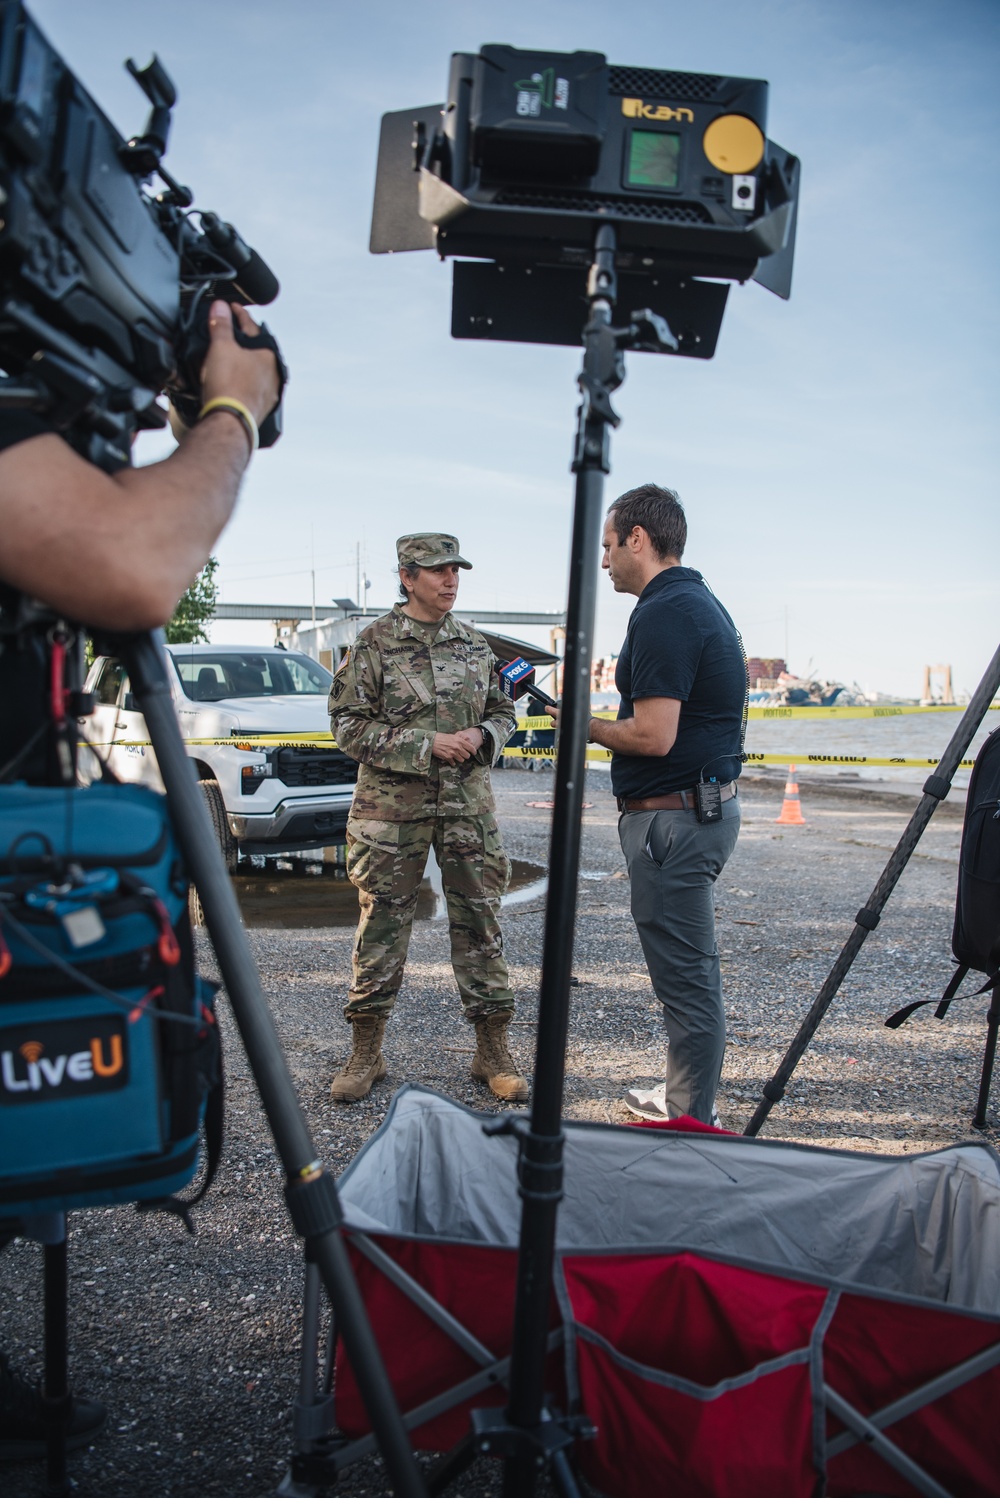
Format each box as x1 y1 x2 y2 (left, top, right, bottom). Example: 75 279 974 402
396 533 472 570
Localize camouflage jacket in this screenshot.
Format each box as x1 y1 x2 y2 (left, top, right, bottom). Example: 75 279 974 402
329 605 516 820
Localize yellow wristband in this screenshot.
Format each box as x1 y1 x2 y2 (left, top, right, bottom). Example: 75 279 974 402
198 397 259 455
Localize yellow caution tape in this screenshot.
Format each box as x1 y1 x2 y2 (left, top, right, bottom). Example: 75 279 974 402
504 746 611 761
83 733 338 750
523 704 999 729
746 703 997 720
503 746 977 769
87 722 988 772
90 703 1000 750
742 752 977 770
207 732 334 744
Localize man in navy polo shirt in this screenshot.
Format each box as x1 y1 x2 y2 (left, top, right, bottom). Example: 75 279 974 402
587 484 746 1124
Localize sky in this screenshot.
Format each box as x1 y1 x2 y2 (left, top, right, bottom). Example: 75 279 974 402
26 0 1000 699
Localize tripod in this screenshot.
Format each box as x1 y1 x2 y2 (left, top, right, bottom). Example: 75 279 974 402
744 640 1000 1139
13 625 427 1498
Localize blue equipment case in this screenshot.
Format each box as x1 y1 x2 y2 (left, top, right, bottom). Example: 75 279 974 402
0 782 220 1218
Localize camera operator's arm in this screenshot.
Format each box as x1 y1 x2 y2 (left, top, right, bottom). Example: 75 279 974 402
0 302 278 630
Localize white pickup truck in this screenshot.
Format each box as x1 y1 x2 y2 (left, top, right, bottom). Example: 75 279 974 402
81 644 357 867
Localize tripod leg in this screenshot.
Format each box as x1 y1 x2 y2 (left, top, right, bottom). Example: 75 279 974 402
973 990 1000 1129
424 1431 478 1495
42 1221 70 1498
118 631 426 1498
744 639 1000 1137
299 1260 323 1410
551 1446 584 1498
290 1259 334 1454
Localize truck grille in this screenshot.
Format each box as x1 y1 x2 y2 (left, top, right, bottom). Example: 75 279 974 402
273 747 358 788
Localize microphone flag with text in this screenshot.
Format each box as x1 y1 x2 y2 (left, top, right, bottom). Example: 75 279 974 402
497 657 558 714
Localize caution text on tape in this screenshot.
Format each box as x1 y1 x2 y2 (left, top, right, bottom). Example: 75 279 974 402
503 746 977 769
523 704 999 729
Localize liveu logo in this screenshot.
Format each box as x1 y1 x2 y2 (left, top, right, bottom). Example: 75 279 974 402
2 1036 123 1093
0 1018 128 1102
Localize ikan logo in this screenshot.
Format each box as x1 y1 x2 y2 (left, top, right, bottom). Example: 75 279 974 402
0 1018 128 1103
621 99 694 124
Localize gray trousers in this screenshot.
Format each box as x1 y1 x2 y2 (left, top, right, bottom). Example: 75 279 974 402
618 796 741 1122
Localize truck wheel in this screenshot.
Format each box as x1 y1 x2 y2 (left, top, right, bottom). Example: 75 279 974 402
199 777 238 871
189 778 238 928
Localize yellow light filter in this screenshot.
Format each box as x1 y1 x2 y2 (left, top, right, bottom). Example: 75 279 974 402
702 114 765 174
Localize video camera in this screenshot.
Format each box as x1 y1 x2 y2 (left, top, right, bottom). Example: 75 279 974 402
372 45 799 357
0 0 285 473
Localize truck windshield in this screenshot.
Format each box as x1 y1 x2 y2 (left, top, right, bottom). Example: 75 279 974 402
171 652 334 701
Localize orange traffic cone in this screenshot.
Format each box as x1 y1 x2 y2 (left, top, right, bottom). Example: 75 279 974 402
775 764 806 825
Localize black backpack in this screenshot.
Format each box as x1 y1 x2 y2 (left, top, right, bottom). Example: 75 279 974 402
888 727 1000 1028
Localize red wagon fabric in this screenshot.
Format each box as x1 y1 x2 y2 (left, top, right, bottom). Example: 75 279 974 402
332 1085 1000 1497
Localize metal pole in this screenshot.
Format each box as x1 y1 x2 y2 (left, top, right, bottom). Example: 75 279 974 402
745 641 1000 1138
501 226 620 1498
973 990 1000 1129
42 1228 70 1498
120 631 427 1498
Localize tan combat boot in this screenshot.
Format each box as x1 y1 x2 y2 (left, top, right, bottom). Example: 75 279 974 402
471 1012 529 1103
330 1015 388 1103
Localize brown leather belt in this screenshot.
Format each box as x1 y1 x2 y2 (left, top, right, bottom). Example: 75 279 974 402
617 782 738 814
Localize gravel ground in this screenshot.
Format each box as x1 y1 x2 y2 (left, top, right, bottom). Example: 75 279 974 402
2 766 995 1496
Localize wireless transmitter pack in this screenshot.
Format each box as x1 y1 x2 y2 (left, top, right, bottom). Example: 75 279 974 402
694 780 724 823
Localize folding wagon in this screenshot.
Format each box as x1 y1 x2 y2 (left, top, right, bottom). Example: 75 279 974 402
283 1085 1000 1498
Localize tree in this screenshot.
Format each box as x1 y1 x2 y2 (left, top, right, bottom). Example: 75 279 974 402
165 556 219 644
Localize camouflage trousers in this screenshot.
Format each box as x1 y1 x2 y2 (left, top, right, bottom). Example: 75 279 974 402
344 814 515 1021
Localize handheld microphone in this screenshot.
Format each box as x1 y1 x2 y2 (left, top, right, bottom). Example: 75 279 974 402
497 657 558 714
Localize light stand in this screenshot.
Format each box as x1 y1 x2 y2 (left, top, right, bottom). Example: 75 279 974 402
466 225 675 1498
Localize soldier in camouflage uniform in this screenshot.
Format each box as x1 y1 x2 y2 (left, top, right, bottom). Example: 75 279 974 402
328 532 529 1104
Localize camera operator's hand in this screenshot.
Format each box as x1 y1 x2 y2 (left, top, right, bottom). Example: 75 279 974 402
0 297 283 631
200 301 280 426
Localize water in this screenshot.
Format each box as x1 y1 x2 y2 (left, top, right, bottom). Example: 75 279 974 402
591 694 996 788
742 711 995 788
225 852 547 930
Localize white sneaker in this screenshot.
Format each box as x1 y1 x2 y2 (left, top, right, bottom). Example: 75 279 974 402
623 1082 721 1128
623 1082 669 1119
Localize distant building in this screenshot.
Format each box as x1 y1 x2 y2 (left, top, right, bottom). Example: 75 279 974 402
746 655 787 689
591 655 619 692
921 664 954 705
